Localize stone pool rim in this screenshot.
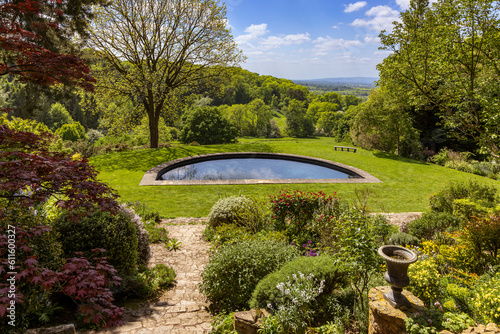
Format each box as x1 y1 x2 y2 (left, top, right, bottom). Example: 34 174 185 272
139 152 382 186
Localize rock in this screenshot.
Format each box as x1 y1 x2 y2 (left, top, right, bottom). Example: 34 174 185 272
368 286 425 334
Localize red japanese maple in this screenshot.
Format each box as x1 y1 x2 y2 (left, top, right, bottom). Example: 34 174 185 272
0 123 119 215
0 0 95 90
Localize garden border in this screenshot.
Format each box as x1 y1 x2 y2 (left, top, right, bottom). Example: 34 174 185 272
139 152 382 186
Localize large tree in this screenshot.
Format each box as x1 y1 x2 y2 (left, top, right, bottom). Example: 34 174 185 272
378 0 500 157
0 0 105 90
88 0 245 148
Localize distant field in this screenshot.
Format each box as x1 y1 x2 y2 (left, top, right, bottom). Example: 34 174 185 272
303 85 372 98
89 137 499 218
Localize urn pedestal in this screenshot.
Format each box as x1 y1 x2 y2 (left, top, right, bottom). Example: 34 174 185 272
377 245 418 309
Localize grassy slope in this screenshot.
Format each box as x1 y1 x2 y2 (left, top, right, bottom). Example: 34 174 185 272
89 137 500 217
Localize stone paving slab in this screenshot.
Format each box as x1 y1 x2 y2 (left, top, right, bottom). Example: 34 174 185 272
80 218 211 334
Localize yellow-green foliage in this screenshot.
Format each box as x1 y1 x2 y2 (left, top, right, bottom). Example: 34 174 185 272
452 198 489 220
437 234 478 273
472 272 500 325
408 257 442 305
0 113 51 135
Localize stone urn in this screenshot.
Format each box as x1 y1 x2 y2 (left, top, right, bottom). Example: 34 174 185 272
377 245 418 309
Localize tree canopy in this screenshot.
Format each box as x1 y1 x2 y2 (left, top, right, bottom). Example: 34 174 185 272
88 0 245 148
378 0 500 157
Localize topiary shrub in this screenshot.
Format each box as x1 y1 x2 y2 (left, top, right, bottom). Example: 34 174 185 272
53 207 140 275
199 239 299 313
250 256 349 325
408 212 463 240
388 232 420 247
207 195 264 232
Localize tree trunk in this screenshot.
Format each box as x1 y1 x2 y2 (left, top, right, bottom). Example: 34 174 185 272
144 99 160 149
149 112 159 148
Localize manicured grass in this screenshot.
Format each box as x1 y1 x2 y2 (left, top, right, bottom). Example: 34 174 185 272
89 137 500 217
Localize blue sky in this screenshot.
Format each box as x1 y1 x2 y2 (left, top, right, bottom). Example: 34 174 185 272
225 0 426 80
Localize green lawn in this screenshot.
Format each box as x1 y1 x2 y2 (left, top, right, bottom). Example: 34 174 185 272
89 137 500 217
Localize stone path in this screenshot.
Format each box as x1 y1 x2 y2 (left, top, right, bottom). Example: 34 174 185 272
83 218 211 334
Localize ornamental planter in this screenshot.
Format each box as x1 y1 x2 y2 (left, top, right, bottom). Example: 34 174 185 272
377 245 418 309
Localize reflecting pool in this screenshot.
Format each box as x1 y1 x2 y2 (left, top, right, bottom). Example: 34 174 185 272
160 157 356 181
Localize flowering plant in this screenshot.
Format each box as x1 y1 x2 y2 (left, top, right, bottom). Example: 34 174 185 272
267 272 325 334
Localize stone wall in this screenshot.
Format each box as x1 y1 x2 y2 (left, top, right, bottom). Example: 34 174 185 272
369 286 500 334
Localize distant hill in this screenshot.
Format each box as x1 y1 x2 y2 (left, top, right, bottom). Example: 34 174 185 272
293 77 378 87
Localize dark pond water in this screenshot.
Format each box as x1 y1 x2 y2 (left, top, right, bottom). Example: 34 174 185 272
159 158 355 181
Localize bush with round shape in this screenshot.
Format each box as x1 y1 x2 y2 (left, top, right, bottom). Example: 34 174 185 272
208 195 264 232
199 239 299 313
180 106 238 145
388 232 420 247
56 121 87 142
53 207 140 275
250 255 349 322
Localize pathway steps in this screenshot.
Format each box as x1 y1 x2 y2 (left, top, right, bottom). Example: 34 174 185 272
82 218 211 334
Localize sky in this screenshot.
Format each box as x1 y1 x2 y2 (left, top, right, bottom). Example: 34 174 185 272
225 0 429 80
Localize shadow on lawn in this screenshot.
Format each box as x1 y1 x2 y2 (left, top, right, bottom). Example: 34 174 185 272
373 151 428 165
91 142 276 172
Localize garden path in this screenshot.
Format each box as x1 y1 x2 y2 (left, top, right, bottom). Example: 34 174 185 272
81 213 421 334
82 218 211 334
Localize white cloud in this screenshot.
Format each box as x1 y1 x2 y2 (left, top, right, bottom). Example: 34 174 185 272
344 1 367 13
260 33 310 49
236 24 310 51
364 35 380 44
312 36 363 55
235 23 268 46
351 5 400 32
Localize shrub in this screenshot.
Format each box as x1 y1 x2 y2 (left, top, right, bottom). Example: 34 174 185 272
56 122 87 142
429 181 497 214
87 129 104 143
127 201 163 224
371 214 396 245
250 256 349 315
120 204 151 267
64 139 95 158
203 224 288 251
0 209 64 331
180 106 238 145
123 264 176 298
266 272 326 333
388 232 420 247
53 207 140 275
463 214 500 268
442 312 476 333
472 272 500 325
452 198 491 220
444 160 473 173
408 257 442 305
199 239 299 313
431 147 451 166
408 212 462 240
210 313 237 334
208 196 264 232
269 190 340 244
